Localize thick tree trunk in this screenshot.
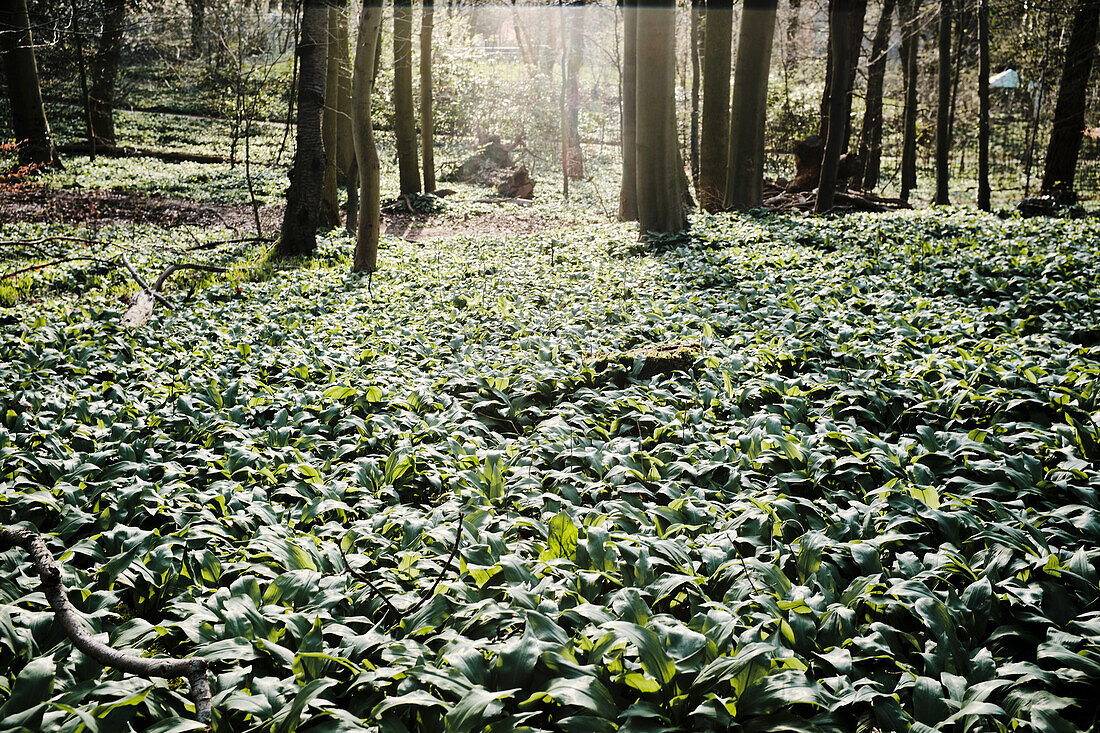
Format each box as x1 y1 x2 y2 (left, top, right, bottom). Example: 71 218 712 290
635 0 686 236
699 0 733 211
934 0 952 205
89 0 126 146
899 0 921 201
352 2 384 273
564 2 585 179
187 0 204 55
818 0 866 148
857 0 894 190
689 0 702 190
0 0 55 165
320 6 343 229
421 0 436 193
393 0 420 195
725 0 778 209
277 0 329 258
977 0 990 210
619 0 639 221
1041 0 1100 195
816 0 850 213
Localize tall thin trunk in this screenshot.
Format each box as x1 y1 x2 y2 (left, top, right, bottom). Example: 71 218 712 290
689 0 702 191
725 0 778 209
1041 0 1100 195
352 1 384 273
564 2 585 179
0 0 55 165
899 0 921 201
635 0 686 236
320 6 343 229
619 0 639 222
187 0 204 56
72 0 95 159
421 0 436 193
977 0 990 210
89 0 126 146
816 0 850 213
818 0 865 149
335 4 356 229
277 0 328 258
857 0 894 190
393 0 420 195
699 0 733 211
934 0 952 205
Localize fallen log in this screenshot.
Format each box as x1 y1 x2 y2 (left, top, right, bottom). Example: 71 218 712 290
0 528 211 724
57 143 229 165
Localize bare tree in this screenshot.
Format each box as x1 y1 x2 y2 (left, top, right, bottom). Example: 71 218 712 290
726 0 778 210
899 0 922 201
89 0 126 146
421 0 436 193
934 0 952 205
699 0 733 211
816 0 850 213
352 0 384 273
394 0 420 195
619 0 639 221
0 0 56 165
856 0 894 190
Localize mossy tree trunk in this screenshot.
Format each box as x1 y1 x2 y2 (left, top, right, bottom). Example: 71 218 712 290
0 0 55 165
564 1 585 180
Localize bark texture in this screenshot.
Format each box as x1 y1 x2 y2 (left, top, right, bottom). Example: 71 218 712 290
320 5 343 229
934 0 952 205
856 0 894 190
564 2 585 179
977 0 990 210
816 0 851 213
699 0 733 211
899 0 922 201
89 0 126 146
0 0 55 165
393 0 421 195
726 0 778 210
421 0 436 193
352 1 384 273
619 0 639 221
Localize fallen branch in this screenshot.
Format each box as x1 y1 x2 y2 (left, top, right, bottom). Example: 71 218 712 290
0 528 211 724
473 197 534 207
120 258 228 327
56 142 229 165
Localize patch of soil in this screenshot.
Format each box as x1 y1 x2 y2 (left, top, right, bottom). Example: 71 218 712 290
383 208 556 242
0 185 282 233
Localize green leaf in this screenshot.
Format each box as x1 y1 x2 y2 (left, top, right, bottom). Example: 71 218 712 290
540 511 578 562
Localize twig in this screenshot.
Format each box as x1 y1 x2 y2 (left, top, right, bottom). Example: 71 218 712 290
403 511 465 617
339 544 403 619
1 256 103 281
185 236 274 252
0 528 211 723
119 255 172 309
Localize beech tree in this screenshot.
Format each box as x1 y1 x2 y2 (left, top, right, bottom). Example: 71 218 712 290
1041 0 1100 196
934 0 952 205
352 0 384 273
618 0 639 222
393 0 420 195
563 1 585 180
89 0 126 145
899 0 922 201
818 0 866 150
816 0 851 213
856 0 894 190
0 0 55 165
421 0 436 193
277 0 331 258
698 0 733 212
725 0 777 210
977 0 990 210
320 4 345 229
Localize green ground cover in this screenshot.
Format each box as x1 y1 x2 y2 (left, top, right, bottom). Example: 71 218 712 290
1 206 1099 732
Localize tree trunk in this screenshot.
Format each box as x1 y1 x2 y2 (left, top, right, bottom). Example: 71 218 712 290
934 0 952 205
187 0 204 56
899 0 921 201
619 0 639 221
0 0 55 165
89 0 126 146
320 5 343 229
856 0 893 190
352 1 384 273
564 2 585 179
699 0 733 211
1041 0 1100 195
689 0 702 191
393 0 420 195
818 0 865 149
977 0 990 210
816 0 850 213
277 0 329 258
725 0 778 209
335 6 356 232
421 0 436 193
635 0 686 236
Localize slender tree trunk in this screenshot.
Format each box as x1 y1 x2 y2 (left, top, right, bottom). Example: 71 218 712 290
1041 0 1100 196
335 6 356 231
0 0 55 165
977 0 990 210
187 0 205 56
563 2 585 179
726 0 778 209
816 0 850 213
899 0 921 201
689 0 702 191
352 1 384 273
421 0 436 193
699 0 733 211
393 0 420 195
89 0 126 146
277 0 329 258
857 0 894 190
934 0 952 205
619 0 639 221
635 0 686 236
320 5 343 229
72 0 95 159
818 0 865 148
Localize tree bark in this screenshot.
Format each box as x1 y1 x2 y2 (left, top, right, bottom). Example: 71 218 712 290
0 0 55 165
619 0 639 221
725 0 778 209
977 0 990 210
393 0 421 195
689 0 702 191
352 1 384 273
816 0 851 213
89 0 126 146
934 0 952 205
277 0 329 258
818 0 866 149
335 6 356 232
564 2 585 179
899 0 921 201
635 0 686 236
1041 0 1100 195
187 0 204 56
857 0 894 190
699 0 733 211
320 5 343 229
421 0 436 193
